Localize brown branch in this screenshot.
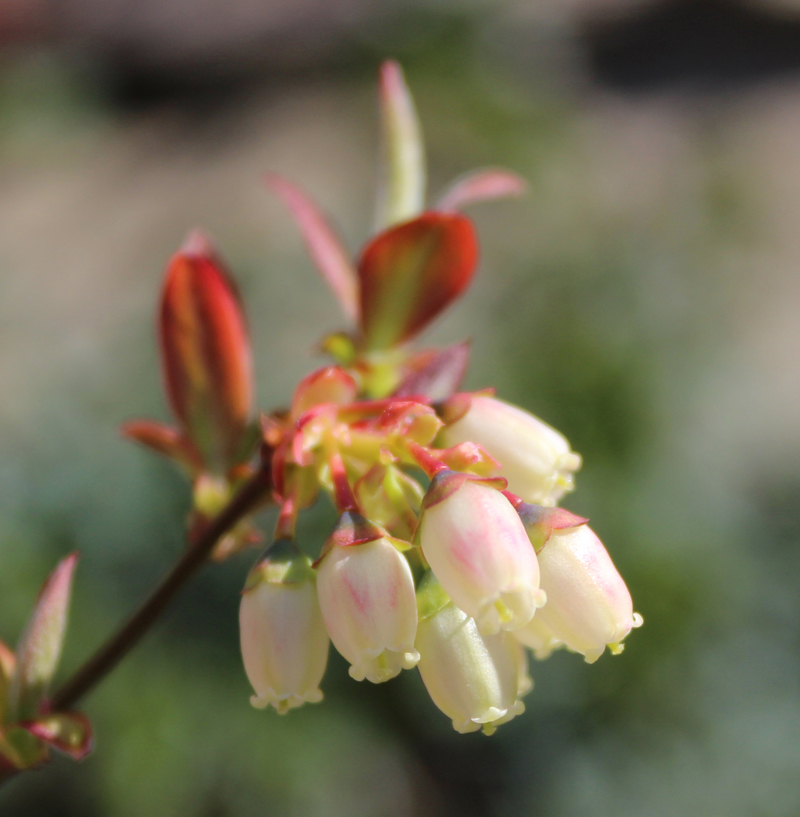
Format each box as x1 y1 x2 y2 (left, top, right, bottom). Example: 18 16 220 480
51 461 272 711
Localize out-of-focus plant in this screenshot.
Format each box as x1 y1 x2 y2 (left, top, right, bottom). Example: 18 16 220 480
0 60 641 786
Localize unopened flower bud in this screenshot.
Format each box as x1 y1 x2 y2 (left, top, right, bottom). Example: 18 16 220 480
415 574 529 735
159 231 254 474
439 395 581 506
239 540 329 713
316 513 419 683
515 503 642 663
417 472 545 635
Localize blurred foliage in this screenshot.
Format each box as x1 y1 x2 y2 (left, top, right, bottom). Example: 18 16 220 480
2 5 800 815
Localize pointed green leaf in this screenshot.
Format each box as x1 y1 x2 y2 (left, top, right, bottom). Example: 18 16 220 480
9 554 78 721
375 60 426 229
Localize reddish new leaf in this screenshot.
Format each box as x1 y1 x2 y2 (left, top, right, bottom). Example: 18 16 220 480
9 554 78 721
392 341 470 401
358 212 478 350
159 231 254 473
267 175 359 322
120 420 204 475
436 168 527 212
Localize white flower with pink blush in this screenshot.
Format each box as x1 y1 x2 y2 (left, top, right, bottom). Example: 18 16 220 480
415 574 531 734
239 540 329 713
513 501 643 663
439 394 582 507
417 471 546 635
316 513 419 683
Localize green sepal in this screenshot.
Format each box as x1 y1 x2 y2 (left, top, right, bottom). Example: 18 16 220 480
243 540 315 591
416 572 451 622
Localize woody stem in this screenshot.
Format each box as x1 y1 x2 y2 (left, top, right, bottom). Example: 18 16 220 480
52 457 273 712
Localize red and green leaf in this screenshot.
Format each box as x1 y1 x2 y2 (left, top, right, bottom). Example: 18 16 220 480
358 212 478 350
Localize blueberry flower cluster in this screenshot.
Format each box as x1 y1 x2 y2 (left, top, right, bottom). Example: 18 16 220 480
128 61 642 736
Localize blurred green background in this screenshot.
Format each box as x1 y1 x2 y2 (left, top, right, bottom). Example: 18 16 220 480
2 1 800 815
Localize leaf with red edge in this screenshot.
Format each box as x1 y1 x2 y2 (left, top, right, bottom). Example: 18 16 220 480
159 231 254 474
9 554 78 722
436 168 527 212
267 175 359 322
375 60 426 229
290 366 359 421
23 711 93 761
393 341 470 401
358 212 478 350
120 420 204 475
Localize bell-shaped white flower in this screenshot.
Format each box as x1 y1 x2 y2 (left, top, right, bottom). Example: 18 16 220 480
514 615 563 661
439 395 581 506
239 540 329 713
415 574 529 735
316 512 419 683
515 506 642 663
417 472 545 635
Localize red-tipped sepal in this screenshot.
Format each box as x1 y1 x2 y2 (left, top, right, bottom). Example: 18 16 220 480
358 212 478 351
505 495 588 553
159 231 254 474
